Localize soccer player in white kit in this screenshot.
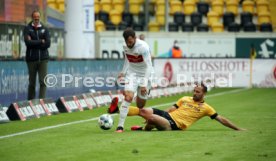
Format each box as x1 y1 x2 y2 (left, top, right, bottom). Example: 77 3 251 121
112 28 154 132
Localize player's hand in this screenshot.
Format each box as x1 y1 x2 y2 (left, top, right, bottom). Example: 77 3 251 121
237 128 247 131
117 73 125 85
118 73 125 79
140 87 147 96
42 39 45 43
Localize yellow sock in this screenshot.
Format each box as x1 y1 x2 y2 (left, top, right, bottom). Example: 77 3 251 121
127 106 140 116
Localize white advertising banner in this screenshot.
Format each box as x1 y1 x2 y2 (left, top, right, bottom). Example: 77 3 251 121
153 59 276 87
147 35 235 58
253 60 276 87
98 35 235 58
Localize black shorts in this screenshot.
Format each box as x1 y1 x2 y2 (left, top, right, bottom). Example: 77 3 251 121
152 108 180 130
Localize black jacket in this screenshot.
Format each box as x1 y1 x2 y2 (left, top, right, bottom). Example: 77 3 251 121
23 22 51 62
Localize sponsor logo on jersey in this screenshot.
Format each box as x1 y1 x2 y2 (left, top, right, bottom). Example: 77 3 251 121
126 54 144 63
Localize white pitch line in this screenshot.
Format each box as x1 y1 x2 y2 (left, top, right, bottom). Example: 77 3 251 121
0 88 248 140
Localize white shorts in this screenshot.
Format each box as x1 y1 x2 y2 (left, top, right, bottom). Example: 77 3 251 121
124 73 151 100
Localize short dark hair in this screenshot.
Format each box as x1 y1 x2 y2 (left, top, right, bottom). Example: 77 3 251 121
123 28 135 40
31 10 40 17
196 82 208 93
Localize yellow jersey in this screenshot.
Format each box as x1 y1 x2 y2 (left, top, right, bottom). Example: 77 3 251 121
169 96 217 130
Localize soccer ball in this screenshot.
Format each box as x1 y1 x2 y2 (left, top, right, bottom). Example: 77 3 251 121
98 114 114 130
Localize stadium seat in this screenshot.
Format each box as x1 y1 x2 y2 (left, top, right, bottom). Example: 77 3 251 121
259 23 273 32
168 22 179 32
183 0 196 15
242 0 255 15
182 23 194 32
226 0 238 16
148 21 160 32
169 0 183 15
138 12 146 26
256 0 269 14
207 11 220 26
240 12 253 27
94 0 101 14
227 22 240 32
118 21 128 31
98 11 109 24
156 0 165 13
148 1 156 16
133 23 144 31
211 0 224 16
47 0 57 10
223 12 235 27
258 11 271 25
173 12 185 26
109 10 122 25
211 22 224 32
129 0 141 15
122 12 133 27
105 21 116 31
196 23 209 32
156 10 165 26
113 0 125 14
95 20 106 32
101 0 112 13
191 12 202 27
56 0 64 12
243 22 256 32
197 1 210 16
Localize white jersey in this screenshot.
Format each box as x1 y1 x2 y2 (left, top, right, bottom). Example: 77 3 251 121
121 38 153 83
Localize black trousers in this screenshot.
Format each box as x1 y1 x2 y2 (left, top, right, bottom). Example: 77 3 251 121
27 60 48 100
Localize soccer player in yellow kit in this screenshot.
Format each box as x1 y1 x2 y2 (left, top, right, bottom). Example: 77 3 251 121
109 83 245 131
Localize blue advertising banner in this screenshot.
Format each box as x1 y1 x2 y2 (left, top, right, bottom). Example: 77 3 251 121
0 60 123 106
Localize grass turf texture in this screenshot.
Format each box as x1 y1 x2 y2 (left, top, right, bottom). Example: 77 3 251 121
0 88 275 161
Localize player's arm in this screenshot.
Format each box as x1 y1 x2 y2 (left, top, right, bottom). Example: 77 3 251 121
165 104 178 112
165 98 183 112
119 53 129 78
140 46 153 87
139 46 153 96
215 115 245 131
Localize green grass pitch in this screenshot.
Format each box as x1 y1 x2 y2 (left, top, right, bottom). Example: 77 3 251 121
0 88 276 161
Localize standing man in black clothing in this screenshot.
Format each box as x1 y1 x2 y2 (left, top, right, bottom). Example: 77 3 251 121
24 10 51 100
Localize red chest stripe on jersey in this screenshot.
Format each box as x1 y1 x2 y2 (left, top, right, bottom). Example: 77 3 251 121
126 54 144 63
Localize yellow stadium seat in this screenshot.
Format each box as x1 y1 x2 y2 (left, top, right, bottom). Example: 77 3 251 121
156 10 165 26
226 0 238 16
170 0 182 15
138 0 144 4
242 0 255 14
109 10 122 25
156 0 165 13
56 0 64 2
57 3 65 13
94 0 101 14
212 0 224 16
183 0 196 15
211 22 224 32
129 0 141 15
256 0 269 14
258 11 271 25
148 21 160 32
47 0 57 10
95 20 106 32
207 11 220 26
101 0 112 13
150 0 157 4
113 0 125 14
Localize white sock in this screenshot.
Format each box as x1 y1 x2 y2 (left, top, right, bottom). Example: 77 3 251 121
118 100 131 128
